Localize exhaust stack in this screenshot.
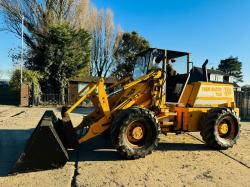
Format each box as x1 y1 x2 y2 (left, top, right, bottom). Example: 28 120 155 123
202 59 209 82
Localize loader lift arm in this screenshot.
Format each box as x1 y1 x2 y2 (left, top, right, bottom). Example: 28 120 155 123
63 70 162 144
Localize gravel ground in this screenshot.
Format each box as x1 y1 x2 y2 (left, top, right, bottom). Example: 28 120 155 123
0 105 249 187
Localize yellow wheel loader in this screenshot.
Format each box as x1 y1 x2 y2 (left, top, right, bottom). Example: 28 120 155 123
12 48 240 173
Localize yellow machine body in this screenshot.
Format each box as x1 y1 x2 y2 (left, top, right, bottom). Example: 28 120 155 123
174 82 239 132
12 48 240 173
65 69 238 143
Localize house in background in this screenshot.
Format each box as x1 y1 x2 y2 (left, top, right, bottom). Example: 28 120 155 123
189 67 241 91
68 76 116 106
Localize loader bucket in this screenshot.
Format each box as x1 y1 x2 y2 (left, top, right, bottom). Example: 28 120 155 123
11 110 78 174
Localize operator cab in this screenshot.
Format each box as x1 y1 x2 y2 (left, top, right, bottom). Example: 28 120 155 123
132 48 191 104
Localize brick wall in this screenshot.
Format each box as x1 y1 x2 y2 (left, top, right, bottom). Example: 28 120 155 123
20 83 29 107
68 82 78 102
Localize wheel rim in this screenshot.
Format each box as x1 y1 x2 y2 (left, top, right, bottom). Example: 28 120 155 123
218 122 229 135
217 117 237 140
126 120 147 148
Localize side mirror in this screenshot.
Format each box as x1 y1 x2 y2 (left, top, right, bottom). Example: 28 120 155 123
171 59 176 63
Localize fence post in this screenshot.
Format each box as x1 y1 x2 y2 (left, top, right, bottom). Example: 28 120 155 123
247 92 250 119
234 91 250 120
20 83 29 107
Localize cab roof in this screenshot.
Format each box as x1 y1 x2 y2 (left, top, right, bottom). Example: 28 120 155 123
138 48 190 59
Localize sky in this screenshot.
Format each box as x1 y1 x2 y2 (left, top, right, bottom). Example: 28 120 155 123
0 0 250 85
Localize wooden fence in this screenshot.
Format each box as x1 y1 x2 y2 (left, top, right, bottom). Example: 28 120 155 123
235 91 250 120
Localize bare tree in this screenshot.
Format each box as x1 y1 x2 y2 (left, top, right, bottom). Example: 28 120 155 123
0 0 90 48
79 7 122 77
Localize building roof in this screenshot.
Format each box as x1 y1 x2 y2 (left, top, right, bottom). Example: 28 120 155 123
70 76 117 84
189 66 235 84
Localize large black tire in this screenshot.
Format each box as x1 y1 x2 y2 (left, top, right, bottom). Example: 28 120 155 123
200 108 240 149
110 107 161 159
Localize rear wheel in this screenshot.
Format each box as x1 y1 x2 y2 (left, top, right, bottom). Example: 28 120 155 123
200 108 240 149
110 107 160 159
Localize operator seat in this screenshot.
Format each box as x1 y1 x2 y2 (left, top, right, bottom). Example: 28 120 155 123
165 73 190 103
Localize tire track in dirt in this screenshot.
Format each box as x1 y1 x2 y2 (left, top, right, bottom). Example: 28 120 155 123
0 109 12 117
186 133 250 169
0 110 28 123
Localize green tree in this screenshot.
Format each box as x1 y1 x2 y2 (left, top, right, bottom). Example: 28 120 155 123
242 85 250 92
7 24 91 103
42 24 91 103
217 57 243 83
112 31 150 79
1 0 91 103
9 69 42 95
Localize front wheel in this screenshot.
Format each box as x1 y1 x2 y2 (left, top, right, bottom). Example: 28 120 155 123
110 107 161 159
200 108 240 149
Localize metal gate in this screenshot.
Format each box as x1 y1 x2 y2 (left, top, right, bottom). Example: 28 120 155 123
39 93 64 105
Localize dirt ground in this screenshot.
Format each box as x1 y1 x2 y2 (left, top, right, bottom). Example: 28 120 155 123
0 105 249 187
